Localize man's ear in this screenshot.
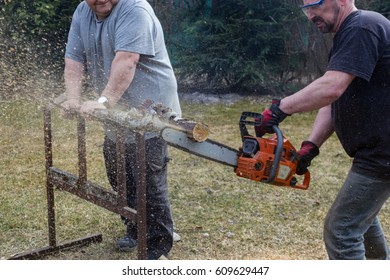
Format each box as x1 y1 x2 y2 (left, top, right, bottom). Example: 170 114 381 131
338 0 349 7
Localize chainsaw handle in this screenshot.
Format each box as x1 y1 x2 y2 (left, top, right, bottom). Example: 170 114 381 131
239 112 263 140
294 170 311 190
263 125 283 183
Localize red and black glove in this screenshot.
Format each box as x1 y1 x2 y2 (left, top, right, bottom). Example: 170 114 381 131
255 99 289 136
296 141 319 175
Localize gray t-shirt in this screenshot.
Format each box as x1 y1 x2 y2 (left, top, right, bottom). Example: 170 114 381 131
65 0 181 141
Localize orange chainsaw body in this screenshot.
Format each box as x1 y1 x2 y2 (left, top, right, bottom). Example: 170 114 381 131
235 112 310 190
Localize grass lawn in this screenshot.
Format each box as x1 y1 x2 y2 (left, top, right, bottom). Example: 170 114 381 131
1 97 389 260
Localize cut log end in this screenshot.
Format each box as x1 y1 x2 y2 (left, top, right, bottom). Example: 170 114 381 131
190 122 210 142
173 119 210 142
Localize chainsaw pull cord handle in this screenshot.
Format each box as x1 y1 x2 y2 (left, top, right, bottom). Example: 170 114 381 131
263 125 283 183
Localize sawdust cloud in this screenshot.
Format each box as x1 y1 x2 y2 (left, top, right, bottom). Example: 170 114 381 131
0 24 184 134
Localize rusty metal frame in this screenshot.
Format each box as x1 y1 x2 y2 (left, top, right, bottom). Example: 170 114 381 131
9 106 147 260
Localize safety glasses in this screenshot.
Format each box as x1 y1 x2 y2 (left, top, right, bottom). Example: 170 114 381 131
301 0 325 16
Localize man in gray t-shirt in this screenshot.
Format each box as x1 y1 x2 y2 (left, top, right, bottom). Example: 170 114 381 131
59 0 181 260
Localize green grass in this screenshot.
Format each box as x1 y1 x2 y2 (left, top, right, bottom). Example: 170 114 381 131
0 97 389 260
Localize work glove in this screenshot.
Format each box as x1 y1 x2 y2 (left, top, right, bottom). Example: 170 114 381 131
255 99 289 136
296 141 319 175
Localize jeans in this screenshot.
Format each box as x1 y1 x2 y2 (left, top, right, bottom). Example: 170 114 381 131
103 135 173 260
324 169 390 259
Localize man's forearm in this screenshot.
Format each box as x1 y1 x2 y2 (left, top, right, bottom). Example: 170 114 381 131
307 105 334 148
101 51 139 107
64 58 85 100
279 71 355 115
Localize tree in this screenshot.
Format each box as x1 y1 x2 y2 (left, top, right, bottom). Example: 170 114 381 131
0 0 81 98
1 0 389 95
1 0 81 73
170 0 308 92
369 0 390 18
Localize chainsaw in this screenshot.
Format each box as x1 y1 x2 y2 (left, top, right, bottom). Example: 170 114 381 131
48 95 308 189
161 112 310 190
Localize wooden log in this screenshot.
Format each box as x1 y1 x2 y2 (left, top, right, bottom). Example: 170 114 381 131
51 96 210 142
92 102 210 142
173 118 209 142
151 102 209 142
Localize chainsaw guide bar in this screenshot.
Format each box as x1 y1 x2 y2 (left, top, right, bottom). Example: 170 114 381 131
161 127 239 167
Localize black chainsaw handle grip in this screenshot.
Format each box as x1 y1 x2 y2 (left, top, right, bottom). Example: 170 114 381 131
239 111 263 140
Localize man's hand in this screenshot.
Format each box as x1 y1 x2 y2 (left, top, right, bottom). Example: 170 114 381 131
255 99 289 136
296 141 320 175
55 97 81 119
79 100 107 117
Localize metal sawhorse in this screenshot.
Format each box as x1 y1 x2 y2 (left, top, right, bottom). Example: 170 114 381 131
9 106 148 260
